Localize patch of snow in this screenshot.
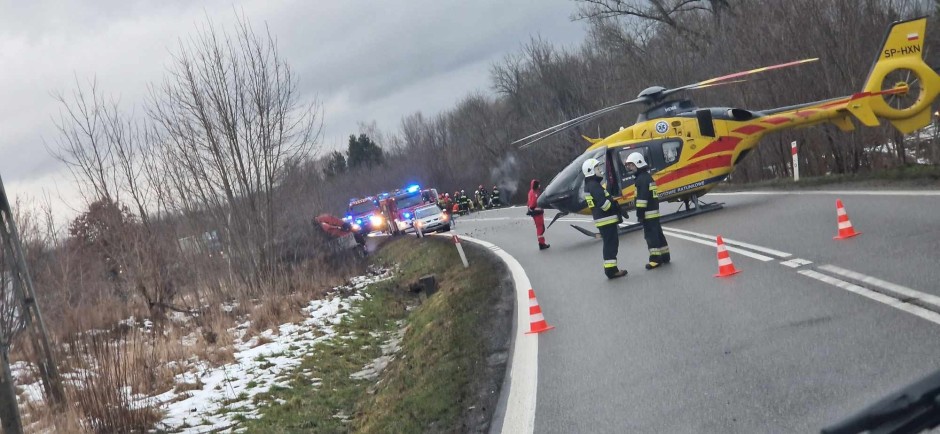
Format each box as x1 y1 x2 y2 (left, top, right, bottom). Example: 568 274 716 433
150 268 393 433
350 322 406 381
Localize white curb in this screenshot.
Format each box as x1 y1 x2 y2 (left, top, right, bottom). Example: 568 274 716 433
435 233 538 434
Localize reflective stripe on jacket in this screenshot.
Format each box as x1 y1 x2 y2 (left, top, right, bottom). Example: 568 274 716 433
584 177 622 228
635 169 660 220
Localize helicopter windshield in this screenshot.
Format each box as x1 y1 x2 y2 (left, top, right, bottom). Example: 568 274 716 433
538 147 608 212
549 148 606 193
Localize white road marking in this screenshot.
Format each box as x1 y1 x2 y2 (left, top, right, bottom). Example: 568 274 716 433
458 216 593 224
780 258 813 268
662 227 792 258
458 217 522 222
437 233 538 434
660 231 774 262
799 270 940 326
817 265 940 310
711 190 940 196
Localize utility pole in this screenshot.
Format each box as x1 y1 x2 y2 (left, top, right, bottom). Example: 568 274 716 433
0 175 65 418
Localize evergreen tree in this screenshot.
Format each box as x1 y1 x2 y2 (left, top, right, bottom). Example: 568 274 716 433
323 150 347 177
346 133 384 169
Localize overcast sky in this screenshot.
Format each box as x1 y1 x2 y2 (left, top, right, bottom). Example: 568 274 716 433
0 0 588 218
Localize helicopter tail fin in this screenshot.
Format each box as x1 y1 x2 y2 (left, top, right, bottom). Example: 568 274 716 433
857 17 940 134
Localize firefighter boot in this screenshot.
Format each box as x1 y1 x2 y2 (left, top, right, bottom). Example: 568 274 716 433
539 243 551 250
605 267 628 279
645 262 662 270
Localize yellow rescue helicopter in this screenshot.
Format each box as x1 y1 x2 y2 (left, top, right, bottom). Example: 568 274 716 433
519 17 940 238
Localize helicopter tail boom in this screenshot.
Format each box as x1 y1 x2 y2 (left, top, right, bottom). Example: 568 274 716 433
749 17 940 136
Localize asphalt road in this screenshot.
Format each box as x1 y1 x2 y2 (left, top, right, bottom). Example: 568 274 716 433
453 190 940 433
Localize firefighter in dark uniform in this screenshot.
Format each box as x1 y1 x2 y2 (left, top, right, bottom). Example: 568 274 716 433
491 185 502 208
626 152 670 269
582 158 628 279
458 190 470 215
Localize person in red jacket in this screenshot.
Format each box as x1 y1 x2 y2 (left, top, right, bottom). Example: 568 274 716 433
527 179 550 250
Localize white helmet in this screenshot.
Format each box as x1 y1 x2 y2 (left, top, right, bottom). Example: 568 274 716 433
581 158 603 177
625 152 648 169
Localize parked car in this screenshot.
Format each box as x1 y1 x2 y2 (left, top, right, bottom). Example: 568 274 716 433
413 204 452 234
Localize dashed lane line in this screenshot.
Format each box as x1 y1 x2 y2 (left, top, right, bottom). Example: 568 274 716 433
798 269 940 327
780 258 813 268
662 227 792 258
658 231 774 262
817 264 940 311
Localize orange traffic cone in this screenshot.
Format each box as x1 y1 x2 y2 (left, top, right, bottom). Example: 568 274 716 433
524 289 554 334
834 199 861 240
714 235 741 278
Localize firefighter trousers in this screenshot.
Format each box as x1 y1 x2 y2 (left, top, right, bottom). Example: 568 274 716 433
643 218 670 264
532 214 546 244
599 224 620 272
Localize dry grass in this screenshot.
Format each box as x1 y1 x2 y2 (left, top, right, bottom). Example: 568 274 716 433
244 291 309 339
8 242 369 433
21 402 91 434
61 329 164 433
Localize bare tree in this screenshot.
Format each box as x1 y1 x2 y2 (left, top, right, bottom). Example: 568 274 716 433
49 78 121 205
147 13 322 292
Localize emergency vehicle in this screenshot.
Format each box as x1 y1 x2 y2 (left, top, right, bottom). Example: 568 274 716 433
345 196 386 235
376 192 400 235
387 185 440 233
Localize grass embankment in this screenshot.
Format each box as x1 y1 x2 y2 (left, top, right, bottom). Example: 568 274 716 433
718 165 940 191
243 236 511 433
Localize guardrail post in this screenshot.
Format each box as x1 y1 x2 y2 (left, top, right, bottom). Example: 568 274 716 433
452 235 469 268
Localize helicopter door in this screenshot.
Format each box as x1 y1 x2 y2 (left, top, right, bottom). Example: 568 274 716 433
612 146 653 192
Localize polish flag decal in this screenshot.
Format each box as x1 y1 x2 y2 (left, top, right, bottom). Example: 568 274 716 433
907 33 920 41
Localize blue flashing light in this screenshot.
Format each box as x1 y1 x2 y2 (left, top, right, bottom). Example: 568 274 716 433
343 215 351 221
356 218 363 225
406 184 420 193
403 212 412 219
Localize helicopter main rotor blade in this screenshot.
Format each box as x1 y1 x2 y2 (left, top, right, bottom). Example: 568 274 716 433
516 104 629 149
513 58 817 150
663 58 818 98
687 78 749 90
514 96 645 149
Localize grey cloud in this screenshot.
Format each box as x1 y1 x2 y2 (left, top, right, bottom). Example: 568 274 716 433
0 0 585 190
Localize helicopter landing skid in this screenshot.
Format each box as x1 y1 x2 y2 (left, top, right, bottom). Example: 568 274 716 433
570 195 724 239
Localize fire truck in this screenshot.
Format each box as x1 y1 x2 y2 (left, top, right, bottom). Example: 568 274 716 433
344 196 386 235
376 192 400 235
388 185 439 233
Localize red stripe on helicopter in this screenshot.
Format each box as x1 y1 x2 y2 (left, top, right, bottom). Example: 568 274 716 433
690 136 741 160
655 154 732 185
732 124 766 135
762 116 791 125
794 109 819 118
819 97 852 109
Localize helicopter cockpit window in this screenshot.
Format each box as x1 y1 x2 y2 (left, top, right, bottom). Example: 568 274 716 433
663 140 682 165
616 147 652 188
